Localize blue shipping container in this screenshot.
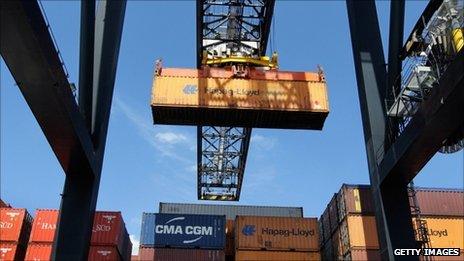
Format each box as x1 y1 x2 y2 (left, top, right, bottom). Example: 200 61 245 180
153 213 225 249
140 212 156 246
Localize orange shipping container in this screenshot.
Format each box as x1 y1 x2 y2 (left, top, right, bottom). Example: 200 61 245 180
25 243 52 261
29 209 58 243
0 242 26 261
417 216 464 250
235 216 319 251
340 215 379 255
88 245 121 261
235 250 320 261
0 208 32 244
151 67 329 130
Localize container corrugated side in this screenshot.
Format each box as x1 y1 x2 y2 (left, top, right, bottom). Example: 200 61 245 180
332 226 343 260
321 239 333 261
337 184 374 221
91 211 124 247
235 216 319 251
328 194 339 234
235 250 320 261
138 247 154 261
29 209 58 243
225 220 235 256
321 209 331 244
340 215 379 256
153 248 225 261
140 213 155 247
0 242 26 261
419 216 464 249
153 213 225 249
25 243 52 261
88 245 121 261
0 208 32 245
159 203 303 219
415 188 464 216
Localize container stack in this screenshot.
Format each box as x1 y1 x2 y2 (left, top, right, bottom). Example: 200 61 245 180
234 216 321 261
152 213 226 261
413 188 464 260
0 208 33 261
319 185 379 260
138 212 156 260
24 209 132 260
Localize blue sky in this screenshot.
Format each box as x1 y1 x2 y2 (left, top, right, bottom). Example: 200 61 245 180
1 1 463 253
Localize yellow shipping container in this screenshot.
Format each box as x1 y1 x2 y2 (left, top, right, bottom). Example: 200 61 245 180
235 216 319 251
235 250 320 261
151 68 329 129
418 216 464 249
340 215 379 255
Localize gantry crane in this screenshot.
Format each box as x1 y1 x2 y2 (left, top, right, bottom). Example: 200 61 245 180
195 0 276 200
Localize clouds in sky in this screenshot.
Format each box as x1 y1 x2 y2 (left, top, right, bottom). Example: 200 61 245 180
129 234 140 255
251 134 277 151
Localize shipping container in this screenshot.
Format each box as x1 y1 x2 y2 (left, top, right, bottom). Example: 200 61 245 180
92 211 132 260
235 250 320 261
131 255 139 261
0 242 25 261
153 248 225 261
153 213 225 249
328 194 339 234
225 220 235 256
140 213 155 247
29 209 58 243
235 216 319 251
317 220 324 246
321 208 331 244
151 67 329 130
339 215 379 256
139 247 154 261
415 188 464 217
89 245 121 261
121 226 132 261
343 249 380 261
0 208 33 246
25 243 52 261
332 227 343 260
337 185 375 222
321 240 333 261
418 216 464 249
159 203 303 219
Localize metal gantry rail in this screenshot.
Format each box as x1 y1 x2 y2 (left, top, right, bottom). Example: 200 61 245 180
196 0 275 200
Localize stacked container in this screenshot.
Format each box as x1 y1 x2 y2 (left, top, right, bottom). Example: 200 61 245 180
235 216 321 260
139 213 156 260
152 213 226 261
25 209 132 261
0 208 33 261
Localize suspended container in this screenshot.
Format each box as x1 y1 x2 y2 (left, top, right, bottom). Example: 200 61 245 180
151 67 329 130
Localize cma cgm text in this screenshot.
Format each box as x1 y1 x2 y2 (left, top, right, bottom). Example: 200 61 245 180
262 228 315 237
155 225 213 235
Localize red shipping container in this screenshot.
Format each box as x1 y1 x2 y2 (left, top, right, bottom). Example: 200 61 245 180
153 248 225 261
91 212 124 246
0 208 32 244
0 242 26 261
88 245 121 261
25 243 52 261
415 188 464 216
139 247 154 261
29 209 58 243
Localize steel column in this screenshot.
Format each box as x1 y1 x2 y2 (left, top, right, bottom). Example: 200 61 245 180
387 0 405 101
346 1 418 260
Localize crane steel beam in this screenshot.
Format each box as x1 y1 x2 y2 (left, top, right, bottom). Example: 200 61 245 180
0 0 126 259
196 0 274 201
346 1 418 260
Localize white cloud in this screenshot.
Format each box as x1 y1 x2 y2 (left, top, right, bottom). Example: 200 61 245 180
129 234 140 255
251 134 277 150
155 132 187 144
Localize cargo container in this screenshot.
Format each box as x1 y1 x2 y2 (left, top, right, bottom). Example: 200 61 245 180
139 247 154 261
337 185 375 222
151 67 329 130
159 203 303 219
153 213 225 249
332 227 343 260
131 255 139 261
418 216 464 249
235 216 319 251
414 188 464 217
29 209 58 243
328 194 339 234
235 250 320 261
225 220 235 256
92 211 132 259
344 249 380 261
0 208 33 246
0 242 26 261
153 248 225 261
321 240 333 261
320 208 331 244
140 213 155 247
89 245 121 261
25 243 52 261
339 215 379 255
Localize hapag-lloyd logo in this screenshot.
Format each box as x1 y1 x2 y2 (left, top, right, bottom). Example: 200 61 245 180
155 216 213 244
242 224 315 238
40 222 56 230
